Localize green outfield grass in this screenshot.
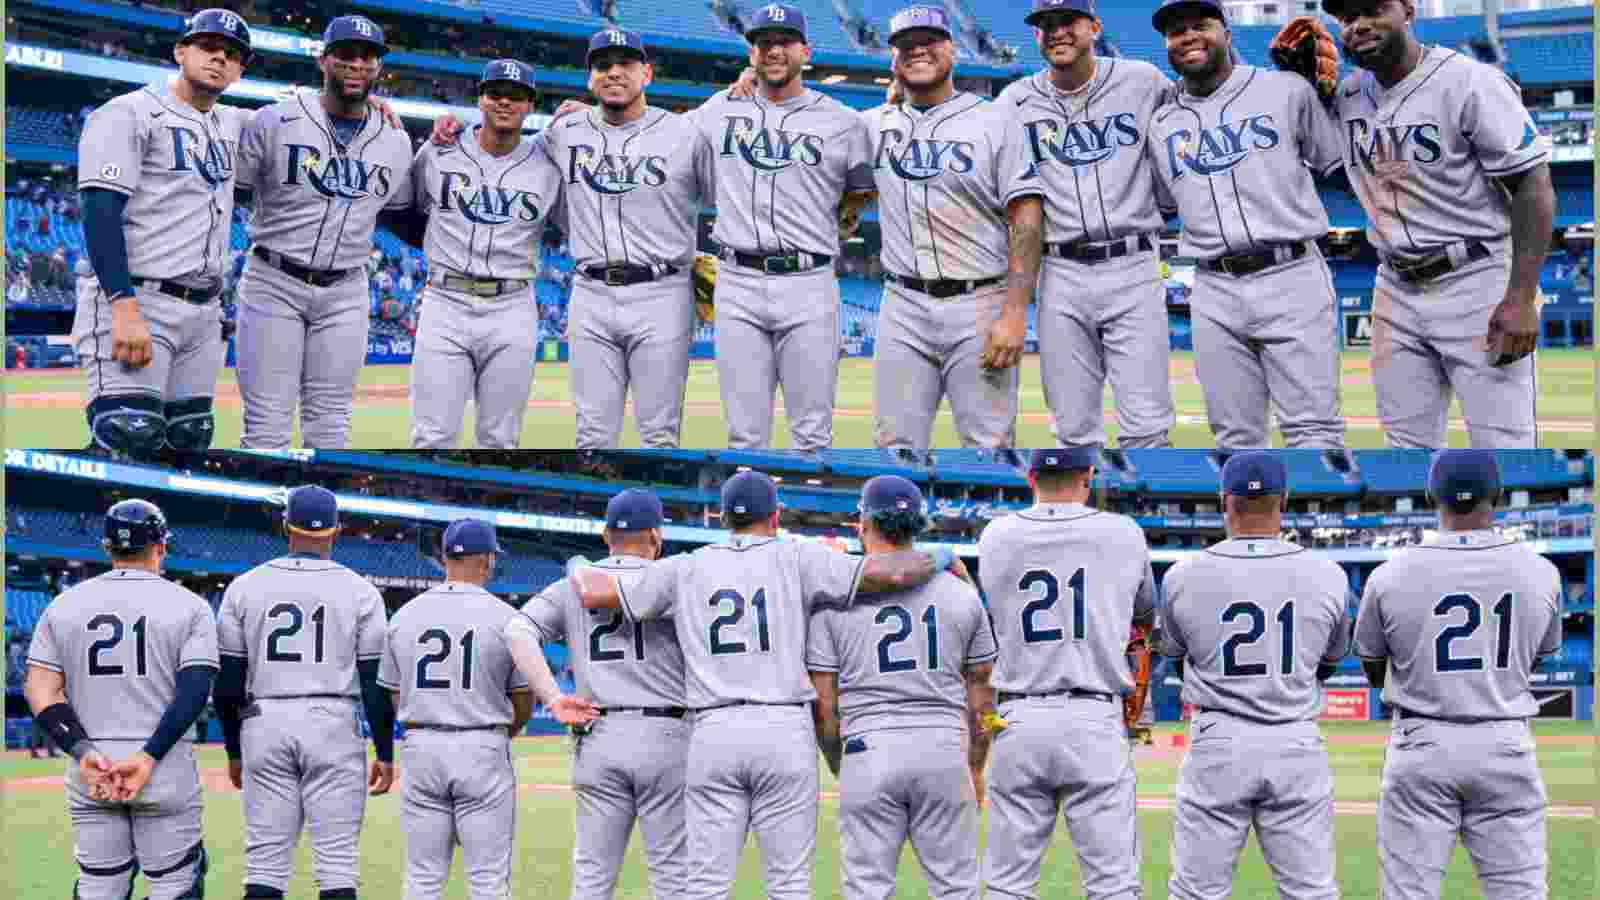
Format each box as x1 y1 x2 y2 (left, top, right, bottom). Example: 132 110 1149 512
4 349 1594 449
1 722 1593 898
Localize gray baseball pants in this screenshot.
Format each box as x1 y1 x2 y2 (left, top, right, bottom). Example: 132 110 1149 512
409 283 539 449
400 728 517 900
1167 712 1338 900
570 710 690 900
72 275 225 406
568 271 695 449
67 738 207 900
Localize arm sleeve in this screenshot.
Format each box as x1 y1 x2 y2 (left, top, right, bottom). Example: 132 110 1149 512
695 128 718 210
1463 65 1548 178
234 107 274 191
81 189 135 300
997 111 1043 205
797 541 867 612
357 658 395 762
24 609 62 673
357 585 388 663
1298 80 1346 177
804 609 839 672
376 626 401 690
843 117 877 192
1322 589 1356 665
521 585 569 643
143 665 216 761
213 654 248 759
1156 571 1188 659
618 555 682 623
1133 543 1158 627
78 99 143 196
216 584 246 657
1536 565 1563 657
1352 573 1388 659
180 602 221 671
965 598 1000 665
384 141 415 211
504 614 564 706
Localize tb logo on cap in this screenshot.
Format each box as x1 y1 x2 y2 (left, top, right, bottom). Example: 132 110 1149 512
499 61 521 79
607 30 627 45
1249 480 1262 490
219 11 241 32
765 4 787 20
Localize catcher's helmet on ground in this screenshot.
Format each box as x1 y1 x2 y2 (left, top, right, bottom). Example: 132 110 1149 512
103 499 170 553
180 9 253 63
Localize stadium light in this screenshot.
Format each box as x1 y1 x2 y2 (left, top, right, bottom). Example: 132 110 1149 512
874 77 891 84
821 73 847 84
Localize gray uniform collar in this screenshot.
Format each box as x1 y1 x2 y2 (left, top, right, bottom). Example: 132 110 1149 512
1179 63 1254 104
751 88 817 109
1206 536 1302 558
588 105 660 132
1017 501 1097 521
1422 528 1514 549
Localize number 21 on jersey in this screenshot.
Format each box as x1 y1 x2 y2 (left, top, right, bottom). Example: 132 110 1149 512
1220 600 1296 678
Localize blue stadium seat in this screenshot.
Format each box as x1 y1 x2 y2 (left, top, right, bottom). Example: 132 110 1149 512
1123 449 1218 494
1353 450 1433 495
821 449 931 479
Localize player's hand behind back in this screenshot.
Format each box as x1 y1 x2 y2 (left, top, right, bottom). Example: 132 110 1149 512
228 758 243 790
110 296 153 369
80 749 117 802
550 694 602 727
109 751 157 802
368 759 396 795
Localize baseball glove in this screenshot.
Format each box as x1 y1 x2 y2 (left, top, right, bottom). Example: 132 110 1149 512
1269 16 1341 103
692 253 719 324
1124 623 1153 735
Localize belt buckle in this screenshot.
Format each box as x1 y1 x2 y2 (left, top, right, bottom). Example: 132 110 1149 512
604 266 627 287
763 256 790 275
471 280 496 297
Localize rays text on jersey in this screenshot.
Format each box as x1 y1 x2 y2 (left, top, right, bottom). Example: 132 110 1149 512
1345 120 1443 177
872 131 975 181
1022 114 1141 169
282 144 397 200
566 145 668 194
438 171 545 224
718 117 824 171
1163 115 1280 179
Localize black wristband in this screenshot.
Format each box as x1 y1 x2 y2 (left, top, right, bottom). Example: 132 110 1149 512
36 702 91 757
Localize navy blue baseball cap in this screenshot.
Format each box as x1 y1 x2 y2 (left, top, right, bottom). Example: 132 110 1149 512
721 470 779 520
888 5 954 45
181 9 253 62
442 518 503 557
859 475 926 517
606 488 664 532
285 485 339 535
479 59 537 94
322 15 387 56
1026 0 1096 27
1152 0 1227 33
1220 451 1287 497
1030 447 1100 472
746 3 808 43
587 28 647 67
1427 450 1502 507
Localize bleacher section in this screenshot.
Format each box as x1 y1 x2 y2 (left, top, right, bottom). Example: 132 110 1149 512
1505 32 1595 92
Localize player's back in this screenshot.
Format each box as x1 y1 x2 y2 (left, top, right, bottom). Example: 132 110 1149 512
807 572 997 737
1161 539 1352 722
30 569 217 740
521 555 685 708
1358 532 1562 720
977 503 1155 696
219 554 386 700
381 583 528 728
624 535 863 708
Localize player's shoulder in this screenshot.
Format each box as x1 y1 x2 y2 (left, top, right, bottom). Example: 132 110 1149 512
1107 56 1169 88
91 85 162 121
995 73 1035 106
1253 65 1318 101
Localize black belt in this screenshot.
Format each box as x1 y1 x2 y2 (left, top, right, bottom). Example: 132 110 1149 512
704 700 807 711
253 246 360 287
725 249 831 274
255 693 355 701
998 689 1117 705
884 271 1006 299
1196 706 1295 726
580 262 680 287
404 723 510 734
1046 234 1154 264
1392 706 1517 725
1198 241 1310 277
130 278 219 304
599 706 687 719
433 273 531 297
1386 241 1491 285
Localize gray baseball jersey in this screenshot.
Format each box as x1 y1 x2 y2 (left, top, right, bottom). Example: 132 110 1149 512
998 59 1172 246
695 88 875 257
1334 47 1546 450
412 130 563 280
864 92 1040 280
217 555 387 698
998 60 1178 451
1333 46 1548 263
805 571 997 736
1354 529 1562 719
1147 66 1344 260
26 568 218 900
235 92 415 270
1358 529 1559 900
377 582 531 726
407 130 564 450
618 535 865 708
1159 538 1353 722
976 502 1158 697
77 82 246 286
518 555 686 708
545 107 713 269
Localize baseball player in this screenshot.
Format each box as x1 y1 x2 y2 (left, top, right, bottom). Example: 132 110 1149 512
212 486 397 900
1355 450 1563 900
510 488 688 900
867 5 1043 451
233 15 415 449
73 9 253 459
974 447 1156 900
24 499 218 899
693 4 877 450
807 475 998 899
532 29 714 448
1157 451 1354 900
1147 0 1348 449
567 469 965 900
389 59 562 448
1322 0 1553 448
999 0 1177 448
378 518 534 899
